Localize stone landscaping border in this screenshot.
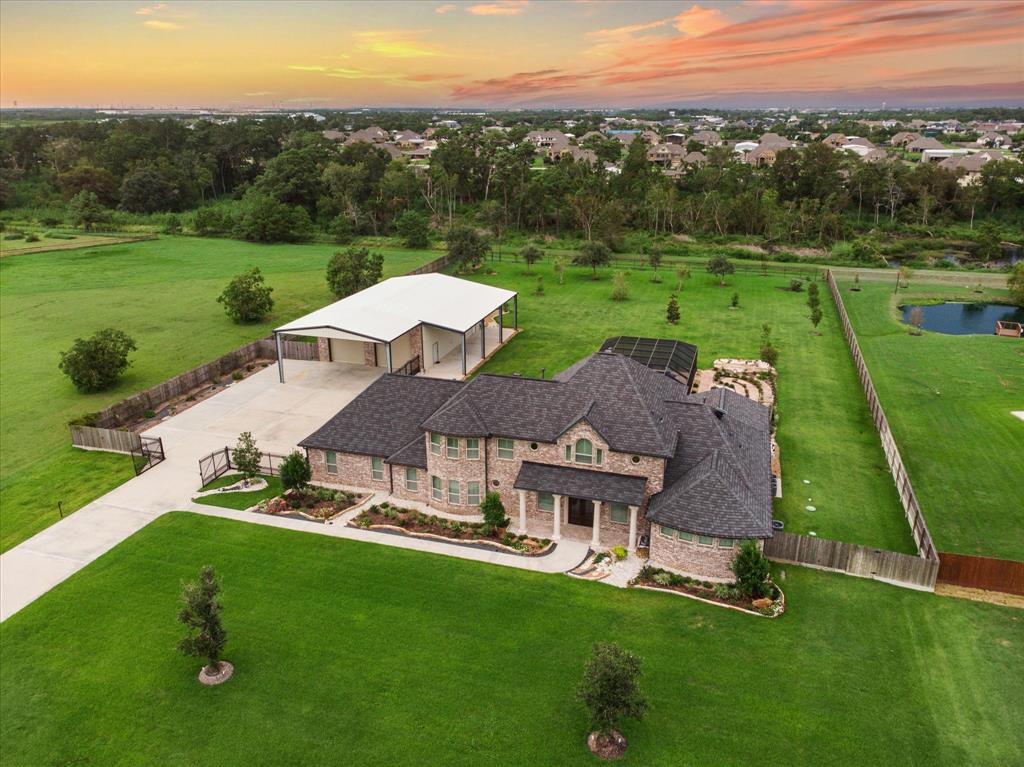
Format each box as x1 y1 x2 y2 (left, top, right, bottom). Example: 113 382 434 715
631 583 786 618
251 493 369 524
359 523 557 557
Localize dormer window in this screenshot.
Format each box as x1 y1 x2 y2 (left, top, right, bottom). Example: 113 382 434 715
565 438 603 466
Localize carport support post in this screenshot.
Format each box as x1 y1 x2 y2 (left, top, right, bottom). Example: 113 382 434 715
498 307 504 344
513 295 518 330
480 319 486 359
385 342 393 373
460 332 467 376
275 333 285 383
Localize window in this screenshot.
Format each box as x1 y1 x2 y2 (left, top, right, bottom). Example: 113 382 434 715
466 438 480 460
371 457 384 481
405 467 418 491
631 455 641 464
678 531 694 542
429 433 441 455
325 450 338 475
446 436 460 459
659 525 674 538
447 479 460 504
497 438 514 460
609 503 629 524
718 538 734 549
467 481 481 506
697 535 714 546
595 448 604 466
538 492 555 512
573 438 593 465
431 475 442 501
529 442 539 451
564 445 572 461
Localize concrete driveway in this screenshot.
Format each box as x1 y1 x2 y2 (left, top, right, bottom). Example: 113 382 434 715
0 361 381 621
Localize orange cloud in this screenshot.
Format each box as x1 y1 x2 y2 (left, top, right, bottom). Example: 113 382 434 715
135 3 168 15
672 5 728 37
354 30 440 58
466 1 528 17
435 3 457 12
142 19 183 31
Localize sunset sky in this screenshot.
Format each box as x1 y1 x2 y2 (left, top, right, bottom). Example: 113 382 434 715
1 0 1021 109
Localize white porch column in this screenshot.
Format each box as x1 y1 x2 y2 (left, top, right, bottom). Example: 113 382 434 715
552 494 562 540
627 506 639 552
518 489 527 534
591 501 602 547
275 332 285 383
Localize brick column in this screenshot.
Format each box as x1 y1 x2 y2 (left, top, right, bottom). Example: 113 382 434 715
591 501 602 547
518 489 527 534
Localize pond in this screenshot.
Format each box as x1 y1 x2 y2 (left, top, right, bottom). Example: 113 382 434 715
900 302 1024 335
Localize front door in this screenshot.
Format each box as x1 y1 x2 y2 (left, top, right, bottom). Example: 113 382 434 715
567 497 594 527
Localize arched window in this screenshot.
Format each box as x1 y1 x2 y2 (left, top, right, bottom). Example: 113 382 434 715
574 438 593 465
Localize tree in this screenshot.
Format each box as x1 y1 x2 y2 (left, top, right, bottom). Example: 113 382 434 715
898 265 912 289
1008 263 1024 307
807 280 820 305
576 642 648 744
810 305 823 332
328 214 353 244
58 163 118 205
666 294 680 324
647 250 663 283
480 491 509 528
760 323 779 367
731 291 740 308
118 165 178 212
194 206 230 235
534 276 545 296
232 191 312 243
519 244 543 273
611 272 629 301
232 431 262 485
68 190 109 231
446 225 490 271
553 256 566 285
731 541 772 598
280 450 311 492
395 209 430 248
675 265 690 292
326 247 384 299
974 221 1002 263
177 566 228 676
59 328 136 393
217 267 274 323
573 240 611 279
706 254 735 286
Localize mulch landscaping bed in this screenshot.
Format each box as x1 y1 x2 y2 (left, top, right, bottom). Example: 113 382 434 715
256 487 365 523
631 565 785 617
350 502 553 556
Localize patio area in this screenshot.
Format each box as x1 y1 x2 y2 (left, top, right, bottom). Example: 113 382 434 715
423 324 520 380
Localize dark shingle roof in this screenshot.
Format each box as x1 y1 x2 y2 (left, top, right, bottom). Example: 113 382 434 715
421 353 687 457
514 462 648 507
299 375 464 457
647 388 773 539
385 435 428 469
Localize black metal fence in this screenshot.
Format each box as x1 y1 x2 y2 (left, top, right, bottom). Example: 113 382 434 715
130 436 165 476
394 356 422 376
198 446 289 488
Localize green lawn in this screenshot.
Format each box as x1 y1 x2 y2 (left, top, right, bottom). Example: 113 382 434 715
838 279 1024 559
193 475 283 510
1 512 1021 766
470 260 914 553
0 236 437 552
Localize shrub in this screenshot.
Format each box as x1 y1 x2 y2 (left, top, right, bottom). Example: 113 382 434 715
327 247 384 299
231 370 244 381
789 279 804 292
163 214 182 234
395 210 430 248
576 643 649 736
731 540 772 598
731 291 739 308
446 225 490 271
653 571 673 586
611 271 629 301
177 566 228 674
666 293 680 324
24 232 40 243
217 267 274 323
612 545 627 561
279 450 312 492
480 491 509 528
232 191 312 243
58 328 137 393
534 276 545 296
143 409 156 419
194 206 230 235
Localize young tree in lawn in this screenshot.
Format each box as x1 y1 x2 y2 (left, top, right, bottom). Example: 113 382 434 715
59 328 137 393
217 267 274 323
68 190 109 231
807 280 820 307
326 247 384 299
480 491 509 528
731 541 772 598
279 450 311 492
760 323 779 367
446 225 490 272
178 566 229 678
666 294 680 325
810 305 823 333
647 250 663 283
573 240 611 279
706 254 735 286
611 272 629 301
395 209 430 248
675 265 690 292
576 642 648 757
534 276 545 296
898 265 912 290
731 292 740 308
553 256 566 285
232 431 262 486
519 244 543 274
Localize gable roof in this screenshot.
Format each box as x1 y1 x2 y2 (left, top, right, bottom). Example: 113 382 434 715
299 375 464 458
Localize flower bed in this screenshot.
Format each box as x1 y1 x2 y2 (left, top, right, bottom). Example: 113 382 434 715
350 503 553 556
631 565 785 617
255 486 364 523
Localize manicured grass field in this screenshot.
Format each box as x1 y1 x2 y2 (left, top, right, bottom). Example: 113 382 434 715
193 475 283 510
1 513 1021 766
838 279 1024 560
469 259 914 553
0 236 437 552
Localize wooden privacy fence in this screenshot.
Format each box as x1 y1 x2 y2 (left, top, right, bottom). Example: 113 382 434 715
826 270 939 563
278 339 318 360
69 424 142 454
764 532 939 591
405 253 453 276
937 552 1024 596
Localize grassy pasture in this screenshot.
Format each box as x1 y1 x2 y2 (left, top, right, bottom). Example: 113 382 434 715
1 512 1020 767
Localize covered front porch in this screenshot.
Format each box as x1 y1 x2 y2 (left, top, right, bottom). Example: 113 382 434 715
513 462 646 552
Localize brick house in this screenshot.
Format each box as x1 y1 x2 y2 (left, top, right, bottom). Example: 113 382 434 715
299 350 774 580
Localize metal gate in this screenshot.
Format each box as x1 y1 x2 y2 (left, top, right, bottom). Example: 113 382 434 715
131 436 165 476
199 447 232 487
